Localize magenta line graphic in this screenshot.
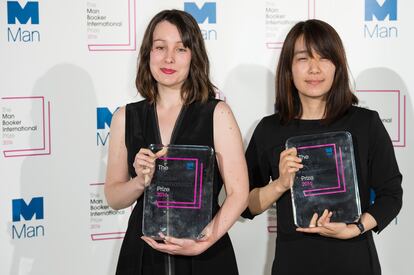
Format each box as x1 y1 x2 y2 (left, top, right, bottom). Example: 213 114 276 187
2 96 52 158
266 0 315 49
356 90 406 147
156 158 204 209
400 96 406 148
89 182 130 241
91 232 125 241
88 0 136 51
297 144 347 197
156 157 198 205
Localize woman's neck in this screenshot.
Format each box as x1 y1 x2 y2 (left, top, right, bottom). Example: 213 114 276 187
156 86 183 108
300 98 326 120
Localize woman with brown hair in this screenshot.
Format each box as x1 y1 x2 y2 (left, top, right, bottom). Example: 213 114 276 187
105 9 248 275
244 19 402 275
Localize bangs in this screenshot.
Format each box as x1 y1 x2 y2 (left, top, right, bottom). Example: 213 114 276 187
302 29 336 61
163 15 193 49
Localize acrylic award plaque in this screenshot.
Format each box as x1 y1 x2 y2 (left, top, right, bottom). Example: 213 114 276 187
142 144 214 239
285 131 361 227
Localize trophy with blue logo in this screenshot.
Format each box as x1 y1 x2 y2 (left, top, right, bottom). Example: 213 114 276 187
143 144 214 239
286 131 361 227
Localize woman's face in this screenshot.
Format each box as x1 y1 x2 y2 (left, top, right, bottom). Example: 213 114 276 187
149 21 192 92
291 36 336 102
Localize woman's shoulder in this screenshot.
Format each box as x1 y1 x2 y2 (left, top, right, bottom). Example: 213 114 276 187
125 99 151 117
346 105 380 124
201 97 223 110
349 105 378 117
126 98 149 110
255 113 282 132
197 98 234 118
212 101 237 127
248 113 282 146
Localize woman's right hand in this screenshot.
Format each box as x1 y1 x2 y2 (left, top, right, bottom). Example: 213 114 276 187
276 147 303 192
133 147 167 187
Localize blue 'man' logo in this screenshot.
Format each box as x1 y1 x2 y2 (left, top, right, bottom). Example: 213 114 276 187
325 147 333 157
184 2 216 24
12 197 44 222
365 0 397 21
186 161 195 170
97 107 115 129
7 1 39 25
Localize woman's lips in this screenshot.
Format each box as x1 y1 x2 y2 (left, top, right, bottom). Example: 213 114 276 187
161 68 176 74
305 79 324 85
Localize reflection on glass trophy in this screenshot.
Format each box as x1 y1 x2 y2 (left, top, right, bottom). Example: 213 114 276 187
286 131 361 227
143 144 214 239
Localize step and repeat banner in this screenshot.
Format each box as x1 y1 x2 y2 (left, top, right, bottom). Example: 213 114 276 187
1 0 412 274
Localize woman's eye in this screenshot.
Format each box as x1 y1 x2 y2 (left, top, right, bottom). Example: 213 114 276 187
177 47 187 52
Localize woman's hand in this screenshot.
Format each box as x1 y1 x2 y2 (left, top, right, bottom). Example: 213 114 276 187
247 147 303 215
296 209 361 239
133 147 167 187
276 147 303 192
141 230 212 256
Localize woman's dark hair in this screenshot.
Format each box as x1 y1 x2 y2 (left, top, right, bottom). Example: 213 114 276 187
275 19 358 124
136 9 216 104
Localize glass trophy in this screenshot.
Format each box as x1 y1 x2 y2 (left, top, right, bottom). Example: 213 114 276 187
142 144 214 239
285 131 361 227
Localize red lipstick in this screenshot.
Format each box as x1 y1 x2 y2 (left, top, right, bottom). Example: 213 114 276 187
161 68 176 74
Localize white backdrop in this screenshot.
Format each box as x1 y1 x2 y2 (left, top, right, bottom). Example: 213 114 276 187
1 0 412 274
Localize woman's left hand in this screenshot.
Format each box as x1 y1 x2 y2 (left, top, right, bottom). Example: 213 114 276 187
141 232 212 256
296 209 360 240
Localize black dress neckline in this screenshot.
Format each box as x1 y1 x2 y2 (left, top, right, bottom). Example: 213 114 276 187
151 103 187 145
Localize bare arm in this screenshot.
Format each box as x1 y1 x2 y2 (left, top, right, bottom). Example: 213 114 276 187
206 101 250 243
248 148 303 215
104 106 146 210
248 179 287 215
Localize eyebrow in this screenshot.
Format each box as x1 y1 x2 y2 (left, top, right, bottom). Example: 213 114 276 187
152 39 184 44
294 50 308 56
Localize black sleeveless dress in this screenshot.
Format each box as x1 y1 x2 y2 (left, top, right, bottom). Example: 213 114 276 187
115 98 238 275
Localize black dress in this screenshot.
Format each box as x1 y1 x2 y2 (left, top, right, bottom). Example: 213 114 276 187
116 98 238 275
244 106 403 275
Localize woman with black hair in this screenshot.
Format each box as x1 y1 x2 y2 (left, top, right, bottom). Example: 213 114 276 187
244 19 402 275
